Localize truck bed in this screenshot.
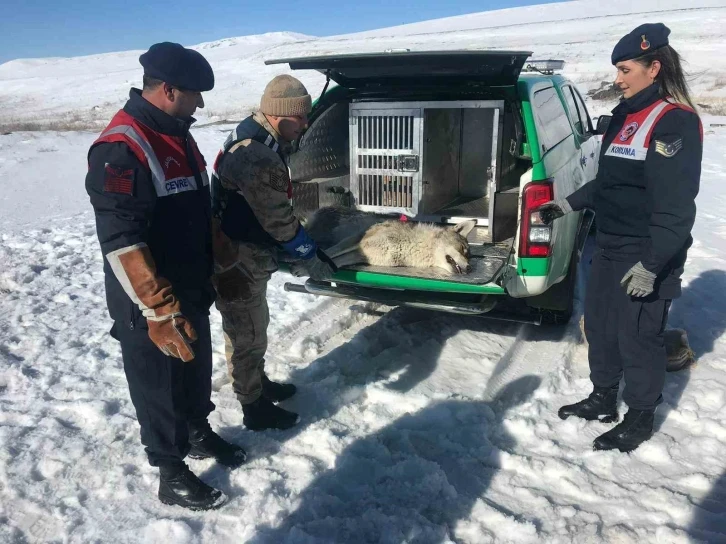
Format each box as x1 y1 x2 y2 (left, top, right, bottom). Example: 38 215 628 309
435 195 490 219
341 239 512 285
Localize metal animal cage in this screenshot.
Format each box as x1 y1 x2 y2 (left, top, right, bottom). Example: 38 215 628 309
349 101 504 219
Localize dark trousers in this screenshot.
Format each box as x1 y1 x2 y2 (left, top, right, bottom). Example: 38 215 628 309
584 249 671 411
113 312 215 466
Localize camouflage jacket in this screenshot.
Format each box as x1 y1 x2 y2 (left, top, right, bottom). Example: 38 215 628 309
212 112 299 298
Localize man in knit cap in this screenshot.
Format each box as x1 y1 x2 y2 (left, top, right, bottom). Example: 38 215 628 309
209 75 336 430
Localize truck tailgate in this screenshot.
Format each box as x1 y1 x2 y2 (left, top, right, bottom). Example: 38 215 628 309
338 239 512 286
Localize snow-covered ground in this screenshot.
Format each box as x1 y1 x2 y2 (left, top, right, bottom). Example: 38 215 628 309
2 1 726 542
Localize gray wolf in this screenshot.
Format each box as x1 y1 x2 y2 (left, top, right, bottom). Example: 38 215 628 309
302 207 477 275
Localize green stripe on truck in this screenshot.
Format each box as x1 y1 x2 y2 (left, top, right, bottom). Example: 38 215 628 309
331 269 506 294
517 257 549 276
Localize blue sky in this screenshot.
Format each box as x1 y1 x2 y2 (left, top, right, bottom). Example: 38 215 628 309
0 0 562 64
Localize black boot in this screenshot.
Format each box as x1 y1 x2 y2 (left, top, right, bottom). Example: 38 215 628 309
261 374 297 402
158 462 227 511
593 408 655 453
558 385 619 423
243 396 299 431
188 421 247 468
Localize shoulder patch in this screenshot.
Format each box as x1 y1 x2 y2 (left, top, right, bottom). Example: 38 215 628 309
104 164 135 195
654 139 683 158
269 170 289 192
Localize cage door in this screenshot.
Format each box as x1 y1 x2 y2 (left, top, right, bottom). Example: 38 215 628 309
349 106 422 215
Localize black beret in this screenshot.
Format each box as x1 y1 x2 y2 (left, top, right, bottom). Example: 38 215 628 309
611 23 671 65
139 42 214 92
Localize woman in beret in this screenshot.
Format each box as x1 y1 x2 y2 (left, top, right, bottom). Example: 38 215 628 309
538 23 703 452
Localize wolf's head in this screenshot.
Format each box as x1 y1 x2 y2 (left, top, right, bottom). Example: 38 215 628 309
433 219 477 275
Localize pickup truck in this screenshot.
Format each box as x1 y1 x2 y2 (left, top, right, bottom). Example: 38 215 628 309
268 51 601 324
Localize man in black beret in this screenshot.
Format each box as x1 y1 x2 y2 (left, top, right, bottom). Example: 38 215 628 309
85 43 245 510
140 41 215 93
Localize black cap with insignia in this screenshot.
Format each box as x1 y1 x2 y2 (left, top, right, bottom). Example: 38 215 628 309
139 42 215 92
611 23 671 65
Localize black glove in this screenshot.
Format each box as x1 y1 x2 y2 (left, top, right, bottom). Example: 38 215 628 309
536 199 572 225
309 249 338 281
290 249 338 281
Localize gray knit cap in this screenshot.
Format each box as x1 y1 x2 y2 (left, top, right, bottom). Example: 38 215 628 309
259 75 312 117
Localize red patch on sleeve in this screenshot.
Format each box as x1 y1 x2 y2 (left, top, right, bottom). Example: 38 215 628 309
212 150 223 172
104 164 134 195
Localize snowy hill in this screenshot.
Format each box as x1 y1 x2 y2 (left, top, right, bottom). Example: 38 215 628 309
0 31 316 131
0 0 724 130
1 1 726 542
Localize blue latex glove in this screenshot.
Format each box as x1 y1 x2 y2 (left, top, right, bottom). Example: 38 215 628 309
280 226 316 259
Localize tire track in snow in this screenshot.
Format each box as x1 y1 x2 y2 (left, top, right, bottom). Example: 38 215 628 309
272 297 387 362
263 284 584 406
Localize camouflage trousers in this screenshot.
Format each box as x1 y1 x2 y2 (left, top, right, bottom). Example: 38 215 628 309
212 235 278 405
218 281 270 405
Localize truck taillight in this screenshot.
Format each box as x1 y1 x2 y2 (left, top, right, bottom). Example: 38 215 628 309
519 182 554 258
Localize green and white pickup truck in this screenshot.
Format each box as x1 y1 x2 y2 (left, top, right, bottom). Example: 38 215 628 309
267 51 602 324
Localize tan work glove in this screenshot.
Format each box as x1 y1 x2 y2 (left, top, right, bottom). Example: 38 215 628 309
107 243 197 361
148 315 197 361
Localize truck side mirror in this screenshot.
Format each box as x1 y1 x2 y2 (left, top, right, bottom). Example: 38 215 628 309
593 115 612 135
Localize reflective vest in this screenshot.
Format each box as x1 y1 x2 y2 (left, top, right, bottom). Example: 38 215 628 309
88 107 215 315
604 99 694 162
91 109 209 195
